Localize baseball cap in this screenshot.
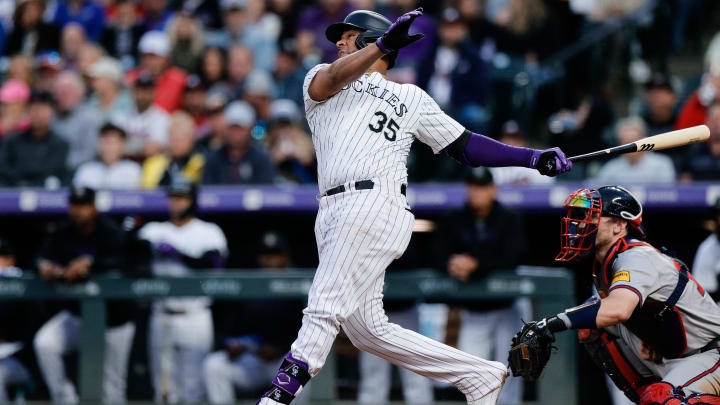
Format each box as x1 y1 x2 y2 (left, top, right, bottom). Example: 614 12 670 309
224 101 255 127
441 7 462 24
88 57 124 83
646 72 673 92
222 0 246 11
69 186 96 205
258 231 289 255
465 167 494 186
244 70 274 98
269 99 301 125
139 31 170 57
186 74 206 91
205 91 228 113
0 80 30 103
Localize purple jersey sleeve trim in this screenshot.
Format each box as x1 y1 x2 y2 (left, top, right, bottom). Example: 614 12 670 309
461 131 535 168
609 284 644 307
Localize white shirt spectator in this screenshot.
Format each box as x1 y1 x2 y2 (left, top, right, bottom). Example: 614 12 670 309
125 106 171 155
592 152 676 184
73 160 142 189
692 233 720 296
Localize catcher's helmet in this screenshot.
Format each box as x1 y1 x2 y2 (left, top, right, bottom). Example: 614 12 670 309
325 10 398 68
555 186 644 262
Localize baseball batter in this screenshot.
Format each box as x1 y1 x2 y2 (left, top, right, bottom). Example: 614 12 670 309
508 186 720 405
256 8 573 405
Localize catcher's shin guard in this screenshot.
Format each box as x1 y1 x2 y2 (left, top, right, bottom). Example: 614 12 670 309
686 393 720 404
639 382 686 405
579 328 660 403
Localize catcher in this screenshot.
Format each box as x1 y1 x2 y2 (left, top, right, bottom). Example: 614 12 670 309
508 186 720 405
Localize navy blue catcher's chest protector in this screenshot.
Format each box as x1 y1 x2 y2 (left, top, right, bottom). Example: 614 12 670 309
593 238 691 359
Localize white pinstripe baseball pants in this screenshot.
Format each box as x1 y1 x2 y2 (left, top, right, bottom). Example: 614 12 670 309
290 181 508 403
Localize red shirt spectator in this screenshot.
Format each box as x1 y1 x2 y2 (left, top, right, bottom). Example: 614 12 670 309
126 31 187 113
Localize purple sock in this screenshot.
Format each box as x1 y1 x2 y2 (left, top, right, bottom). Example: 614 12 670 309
461 131 534 168
259 352 311 404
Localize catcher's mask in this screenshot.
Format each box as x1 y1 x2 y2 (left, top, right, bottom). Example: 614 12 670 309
555 186 645 262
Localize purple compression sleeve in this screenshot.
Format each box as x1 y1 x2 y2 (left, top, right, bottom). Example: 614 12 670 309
461 131 534 168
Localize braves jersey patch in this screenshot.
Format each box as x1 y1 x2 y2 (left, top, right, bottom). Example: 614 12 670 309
612 271 631 284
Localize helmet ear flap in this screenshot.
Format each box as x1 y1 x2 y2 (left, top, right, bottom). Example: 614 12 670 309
355 34 369 50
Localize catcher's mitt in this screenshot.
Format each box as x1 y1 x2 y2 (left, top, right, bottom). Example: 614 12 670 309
508 320 556 380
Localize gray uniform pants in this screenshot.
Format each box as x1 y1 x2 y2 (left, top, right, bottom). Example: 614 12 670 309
34 310 135 404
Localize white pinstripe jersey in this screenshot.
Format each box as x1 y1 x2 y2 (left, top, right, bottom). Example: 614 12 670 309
303 64 465 192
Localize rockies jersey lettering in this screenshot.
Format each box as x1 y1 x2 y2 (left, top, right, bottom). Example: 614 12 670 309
303 63 465 192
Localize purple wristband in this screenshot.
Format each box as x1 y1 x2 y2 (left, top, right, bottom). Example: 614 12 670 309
375 37 390 54
461 132 534 168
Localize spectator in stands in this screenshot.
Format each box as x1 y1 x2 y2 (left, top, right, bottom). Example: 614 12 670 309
386 0 436 74
199 46 227 94
6 55 33 85
4 0 60 56
182 75 208 126
270 0 303 45
692 197 720 302
489 121 554 185
296 0 355 63
52 0 105 42
675 32 720 130
100 0 144 68
243 69 274 121
203 231 304 405
433 167 526 405
203 101 275 184
34 186 136 404
226 44 254 100
52 70 100 170
125 74 171 158
417 8 488 130
34 51 63 93
642 72 678 136
87 57 134 124
74 123 141 189
142 112 205 188
244 0 281 43
205 0 277 73
273 43 306 107
196 91 228 154
138 177 227 404
592 116 676 184
0 79 30 138
0 91 68 187
266 99 315 183
677 101 720 182
182 0 223 30
140 0 173 32
168 10 205 73
76 42 104 77
59 23 88 71
128 31 187 113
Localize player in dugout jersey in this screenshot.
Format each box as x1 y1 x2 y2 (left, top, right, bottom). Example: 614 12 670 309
256 8 573 405
513 186 720 405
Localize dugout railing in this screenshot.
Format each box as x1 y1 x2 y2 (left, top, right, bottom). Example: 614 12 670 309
0 267 576 405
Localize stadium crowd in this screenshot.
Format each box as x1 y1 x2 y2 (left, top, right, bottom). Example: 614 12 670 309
0 0 715 188
0 0 718 403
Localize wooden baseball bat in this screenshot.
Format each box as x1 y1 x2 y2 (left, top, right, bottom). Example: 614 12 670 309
568 125 710 163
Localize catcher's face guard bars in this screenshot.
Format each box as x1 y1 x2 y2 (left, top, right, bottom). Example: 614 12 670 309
555 188 602 262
